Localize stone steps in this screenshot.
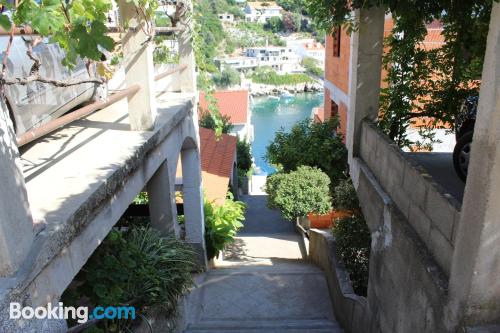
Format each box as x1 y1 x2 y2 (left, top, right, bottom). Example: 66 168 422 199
185 318 343 332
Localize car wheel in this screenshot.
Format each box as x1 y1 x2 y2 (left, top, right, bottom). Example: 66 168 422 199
453 131 473 182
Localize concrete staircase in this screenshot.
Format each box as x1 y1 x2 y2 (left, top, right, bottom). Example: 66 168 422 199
183 236 342 333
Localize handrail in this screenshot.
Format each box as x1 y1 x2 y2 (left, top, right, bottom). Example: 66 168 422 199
0 26 184 36
154 64 187 81
155 26 186 35
16 84 141 146
0 26 35 36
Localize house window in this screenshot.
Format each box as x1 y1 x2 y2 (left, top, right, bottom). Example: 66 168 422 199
332 27 341 57
331 101 339 118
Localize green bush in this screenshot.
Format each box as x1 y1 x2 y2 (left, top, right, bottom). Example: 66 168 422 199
251 67 313 86
332 178 359 211
265 117 348 186
63 228 196 331
302 57 324 77
212 67 241 88
204 194 246 260
266 166 332 221
332 215 371 296
199 109 234 134
264 16 284 33
133 192 149 204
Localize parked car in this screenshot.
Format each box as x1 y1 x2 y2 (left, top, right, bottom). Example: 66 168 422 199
0 35 99 140
453 95 478 181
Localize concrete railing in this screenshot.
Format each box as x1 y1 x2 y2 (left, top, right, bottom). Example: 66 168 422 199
359 120 460 275
309 229 369 333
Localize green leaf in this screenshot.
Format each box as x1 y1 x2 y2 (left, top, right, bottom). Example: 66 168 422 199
0 15 11 31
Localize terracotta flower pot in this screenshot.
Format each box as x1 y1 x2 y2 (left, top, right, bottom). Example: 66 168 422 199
307 210 354 229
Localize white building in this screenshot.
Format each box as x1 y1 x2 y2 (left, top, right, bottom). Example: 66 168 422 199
218 13 235 23
296 42 325 66
286 39 325 66
244 1 282 23
245 46 301 73
216 56 259 72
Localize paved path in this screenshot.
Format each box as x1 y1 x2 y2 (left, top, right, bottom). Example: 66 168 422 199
183 195 342 333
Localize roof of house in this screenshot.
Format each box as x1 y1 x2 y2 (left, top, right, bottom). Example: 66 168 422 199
176 128 237 204
199 90 249 125
247 1 282 10
303 42 325 51
312 107 324 123
200 128 237 204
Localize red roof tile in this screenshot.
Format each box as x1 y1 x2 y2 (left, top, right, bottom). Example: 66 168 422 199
199 90 249 125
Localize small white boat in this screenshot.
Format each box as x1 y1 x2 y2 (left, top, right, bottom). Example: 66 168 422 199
280 91 294 99
268 95 280 100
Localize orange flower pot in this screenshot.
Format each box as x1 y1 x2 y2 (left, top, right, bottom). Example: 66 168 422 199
307 210 354 229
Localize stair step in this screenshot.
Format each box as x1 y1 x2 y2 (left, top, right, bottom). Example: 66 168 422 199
185 319 343 332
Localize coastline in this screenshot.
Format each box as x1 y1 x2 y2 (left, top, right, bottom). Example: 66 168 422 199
241 78 324 97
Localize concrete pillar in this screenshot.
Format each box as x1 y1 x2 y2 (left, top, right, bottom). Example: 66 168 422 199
147 161 177 235
181 147 207 268
346 7 385 164
447 3 500 328
177 0 196 93
118 0 157 130
0 100 33 276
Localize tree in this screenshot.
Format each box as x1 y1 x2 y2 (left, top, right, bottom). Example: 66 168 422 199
0 0 119 88
282 12 300 32
212 67 241 88
264 17 284 33
305 0 495 149
266 117 348 186
237 139 252 173
266 166 332 221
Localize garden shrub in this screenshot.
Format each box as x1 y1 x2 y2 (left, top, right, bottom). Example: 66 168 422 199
332 215 371 296
63 227 196 331
237 139 252 174
266 117 348 186
212 67 241 88
332 178 359 211
266 166 332 221
204 194 246 260
302 57 324 77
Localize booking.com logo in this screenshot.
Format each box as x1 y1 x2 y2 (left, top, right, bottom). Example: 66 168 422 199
10 302 136 324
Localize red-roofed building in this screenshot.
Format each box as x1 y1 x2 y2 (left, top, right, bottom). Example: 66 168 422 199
199 90 253 142
177 128 238 204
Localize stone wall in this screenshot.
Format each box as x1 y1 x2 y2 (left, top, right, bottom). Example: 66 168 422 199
359 120 460 275
309 120 465 332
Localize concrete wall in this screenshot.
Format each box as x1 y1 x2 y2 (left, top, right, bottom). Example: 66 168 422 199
309 229 369 333
359 120 460 276
310 156 452 332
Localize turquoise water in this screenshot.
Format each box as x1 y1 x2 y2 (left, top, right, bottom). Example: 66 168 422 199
251 92 324 174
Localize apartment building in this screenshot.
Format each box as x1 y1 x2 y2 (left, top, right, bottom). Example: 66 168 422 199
245 46 301 73
244 1 282 23
323 16 445 141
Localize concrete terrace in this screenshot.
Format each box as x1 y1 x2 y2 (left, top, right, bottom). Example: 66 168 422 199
183 194 342 332
0 1 205 331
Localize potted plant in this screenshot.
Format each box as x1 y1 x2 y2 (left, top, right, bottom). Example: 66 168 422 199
266 166 332 228
308 178 360 229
